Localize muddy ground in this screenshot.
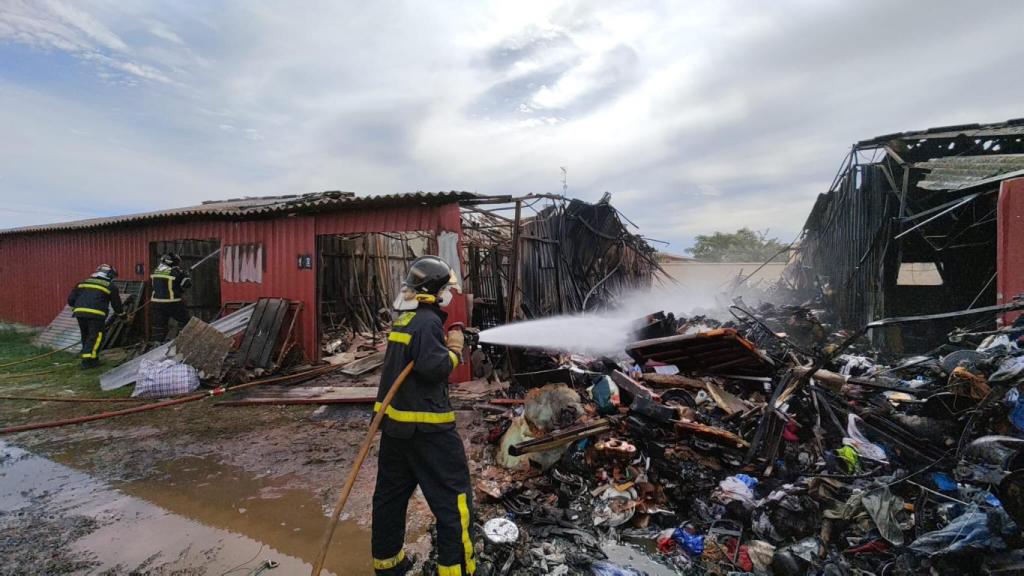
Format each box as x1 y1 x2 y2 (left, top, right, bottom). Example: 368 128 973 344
0 329 490 575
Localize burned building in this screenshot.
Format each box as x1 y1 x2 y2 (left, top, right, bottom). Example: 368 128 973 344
0 191 474 375
0 190 659 378
794 119 1024 351
461 194 662 330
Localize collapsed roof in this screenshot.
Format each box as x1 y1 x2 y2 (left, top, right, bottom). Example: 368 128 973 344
795 118 1024 351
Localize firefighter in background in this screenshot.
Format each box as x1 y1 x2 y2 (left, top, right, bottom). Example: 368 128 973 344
371 256 474 576
150 253 193 342
67 264 124 368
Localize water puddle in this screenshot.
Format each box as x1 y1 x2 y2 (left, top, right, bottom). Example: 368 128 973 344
0 441 373 574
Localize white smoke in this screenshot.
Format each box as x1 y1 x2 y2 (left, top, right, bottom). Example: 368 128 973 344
477 283 736 355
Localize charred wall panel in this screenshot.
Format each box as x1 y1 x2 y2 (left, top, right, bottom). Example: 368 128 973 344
800 164 896 329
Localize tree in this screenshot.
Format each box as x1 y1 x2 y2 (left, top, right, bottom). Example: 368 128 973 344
685 228 788 263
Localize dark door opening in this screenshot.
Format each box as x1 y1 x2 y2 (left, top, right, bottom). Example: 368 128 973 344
316 232 432 347
149 239 222 322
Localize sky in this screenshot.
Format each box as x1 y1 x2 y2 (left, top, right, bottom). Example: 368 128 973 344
1 1 1023 253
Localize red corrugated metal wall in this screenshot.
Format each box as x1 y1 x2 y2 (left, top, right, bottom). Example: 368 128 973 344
0 203 469 379
998 178 1024 326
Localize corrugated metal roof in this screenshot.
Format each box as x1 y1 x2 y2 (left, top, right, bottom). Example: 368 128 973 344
856 118 1024 148
914 154 1024 190
0 191 480 236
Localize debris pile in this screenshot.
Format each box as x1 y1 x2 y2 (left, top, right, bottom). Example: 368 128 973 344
100 298 311 393
462 300 1024 575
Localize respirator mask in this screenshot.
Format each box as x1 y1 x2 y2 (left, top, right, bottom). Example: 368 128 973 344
392 276 460 311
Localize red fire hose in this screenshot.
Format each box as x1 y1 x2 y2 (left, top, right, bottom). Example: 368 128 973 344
0 364 342 435
0 395 147 403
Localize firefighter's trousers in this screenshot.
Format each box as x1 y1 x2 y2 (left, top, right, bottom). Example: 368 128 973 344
372 429 476 575
150 301 190 342
77 317 105 368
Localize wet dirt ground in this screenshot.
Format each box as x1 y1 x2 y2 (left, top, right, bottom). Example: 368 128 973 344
0 336 476 575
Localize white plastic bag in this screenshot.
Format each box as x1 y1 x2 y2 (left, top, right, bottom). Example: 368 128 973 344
133 358 201 398
843 414 888 462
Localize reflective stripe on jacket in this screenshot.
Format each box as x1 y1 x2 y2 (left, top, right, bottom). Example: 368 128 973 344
375 305 459 437
150 266 191 303
67 277 123 319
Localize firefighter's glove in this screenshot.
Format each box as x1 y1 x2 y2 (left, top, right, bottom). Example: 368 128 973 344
445 328 465 354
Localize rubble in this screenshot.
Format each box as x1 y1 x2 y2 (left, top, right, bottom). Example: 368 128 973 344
462 296 1024 575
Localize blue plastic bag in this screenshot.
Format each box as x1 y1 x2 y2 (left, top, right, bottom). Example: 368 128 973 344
672 527 705 557
910 505 1003 555
1011 397 1024 432
734 473 759 490
932 472 958 492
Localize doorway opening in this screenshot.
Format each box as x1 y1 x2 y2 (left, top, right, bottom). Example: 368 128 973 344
149 239 222 322
316 232 432 349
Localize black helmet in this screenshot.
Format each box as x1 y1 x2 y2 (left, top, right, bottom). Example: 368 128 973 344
160 253 181 267
403 256 455 296
94 264 117 280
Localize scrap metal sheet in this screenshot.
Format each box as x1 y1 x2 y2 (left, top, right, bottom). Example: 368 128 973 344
32 305 80 351
100 304 255 391
626 328 775 377
33 281 145 352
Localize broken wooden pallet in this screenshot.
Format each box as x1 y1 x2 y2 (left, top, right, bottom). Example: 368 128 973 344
236 298 291 370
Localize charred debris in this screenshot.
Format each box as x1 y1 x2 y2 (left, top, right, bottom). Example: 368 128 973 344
315 192 665 380
460 193 664 381
460 292 1024 575
458 121 1024 575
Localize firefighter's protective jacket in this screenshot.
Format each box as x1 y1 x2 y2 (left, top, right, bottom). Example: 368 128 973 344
375 304 460 438
150 264 192 303
67 276 123 319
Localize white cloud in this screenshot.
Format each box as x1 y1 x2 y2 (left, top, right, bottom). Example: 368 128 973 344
1 0 1024 252
0 82 267 229
0 0 125 52
0 0 173 83
39 0 126 51
79 51 172 84
148 21 184 45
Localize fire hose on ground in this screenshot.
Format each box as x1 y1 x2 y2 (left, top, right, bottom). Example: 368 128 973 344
0 363 343 435
0 366 74 380
0 342 77 369
0 394 148 403
0 301 147 372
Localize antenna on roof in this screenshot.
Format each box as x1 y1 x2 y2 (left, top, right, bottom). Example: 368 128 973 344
560 166 568 195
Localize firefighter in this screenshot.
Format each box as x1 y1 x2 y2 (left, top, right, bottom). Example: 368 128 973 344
371 256 474 576
67 264 124 368
150 253 193 342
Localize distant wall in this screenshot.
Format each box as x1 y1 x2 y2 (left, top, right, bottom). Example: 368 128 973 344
660 261 787 291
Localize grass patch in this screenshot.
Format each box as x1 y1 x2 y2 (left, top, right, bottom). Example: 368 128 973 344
0 329 133 399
